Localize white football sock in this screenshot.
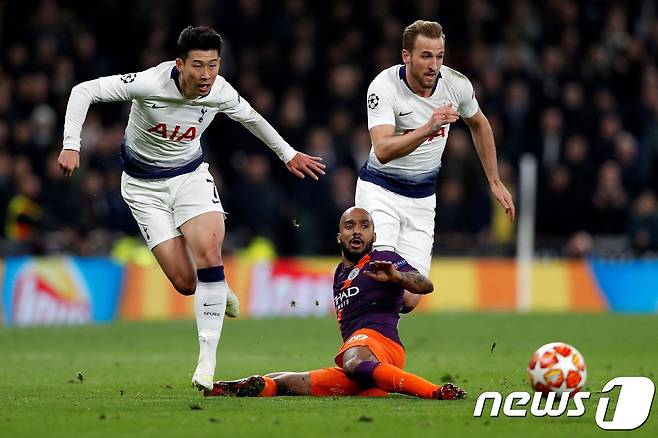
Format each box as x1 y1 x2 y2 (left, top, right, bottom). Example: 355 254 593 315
194 278 227 376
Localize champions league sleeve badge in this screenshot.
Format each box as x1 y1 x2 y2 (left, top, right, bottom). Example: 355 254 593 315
367 93 379 109
120 73 137 84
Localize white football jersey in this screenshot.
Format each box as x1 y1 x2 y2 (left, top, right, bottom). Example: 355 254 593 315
361 64 479 197
63 61 296 178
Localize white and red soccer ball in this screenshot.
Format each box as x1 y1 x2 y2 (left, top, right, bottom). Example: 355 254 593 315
527 342 587 395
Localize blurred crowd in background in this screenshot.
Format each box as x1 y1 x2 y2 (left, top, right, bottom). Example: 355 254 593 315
1 0 658 257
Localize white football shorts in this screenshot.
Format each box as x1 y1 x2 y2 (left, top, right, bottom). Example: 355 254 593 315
121 162 225 250
355 178 435 275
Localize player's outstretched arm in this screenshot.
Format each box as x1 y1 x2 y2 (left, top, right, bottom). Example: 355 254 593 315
60 71 152 177
285 152 326 180
219 82 326 180
370 105 460 164
463 110 516 221
364 261 433 295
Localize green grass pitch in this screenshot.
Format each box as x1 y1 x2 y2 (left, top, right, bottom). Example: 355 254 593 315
1 313 656 437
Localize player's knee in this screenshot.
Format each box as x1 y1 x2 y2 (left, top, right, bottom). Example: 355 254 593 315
195 247 222 268
172 274 197 295
272 374 293 390
272 372 310 396
342 357 364 376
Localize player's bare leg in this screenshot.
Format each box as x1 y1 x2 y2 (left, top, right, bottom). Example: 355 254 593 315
179 211 229 391
262 372 287 379
151 236 213 390
152 237 197 296
342 346 465 400
205 371 312 397
205 371 319 397
341 345 378 375
269 372 312 395
179 211 239 317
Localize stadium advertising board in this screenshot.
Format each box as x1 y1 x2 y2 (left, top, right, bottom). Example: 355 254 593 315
590 259 658 312
3 257 658 324
1 257 124 326
248 259 336 317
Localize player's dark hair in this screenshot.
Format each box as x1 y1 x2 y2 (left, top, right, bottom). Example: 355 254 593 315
403 20 444 52
177 26 223 59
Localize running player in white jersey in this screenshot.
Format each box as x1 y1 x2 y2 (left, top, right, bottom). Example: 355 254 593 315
57 26 325 391
356 20 515 311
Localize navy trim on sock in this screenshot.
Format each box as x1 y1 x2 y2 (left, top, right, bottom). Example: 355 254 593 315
197 266 225 282
352 360 379 387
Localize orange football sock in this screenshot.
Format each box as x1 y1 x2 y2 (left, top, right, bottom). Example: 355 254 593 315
355 388 389 397
258 376 278 397
372 363 439 399
309 368 361 396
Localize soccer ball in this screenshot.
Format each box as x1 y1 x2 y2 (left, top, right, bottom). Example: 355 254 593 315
527 342 587 395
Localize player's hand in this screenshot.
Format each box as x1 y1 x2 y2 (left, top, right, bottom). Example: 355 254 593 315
364 260 399 283
401 290 421 313
57 149 80 177
286 152 326 180
491 180 515 221
425 105 460 135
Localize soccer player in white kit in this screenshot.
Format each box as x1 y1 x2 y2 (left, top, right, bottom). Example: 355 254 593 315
356 20 515 311
57 26 325 391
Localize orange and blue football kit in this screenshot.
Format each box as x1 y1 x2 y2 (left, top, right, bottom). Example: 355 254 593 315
258 250 446 399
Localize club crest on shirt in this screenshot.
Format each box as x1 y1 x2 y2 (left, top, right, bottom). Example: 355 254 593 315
199 107 208 123
437 99 454 109
348 267 360 281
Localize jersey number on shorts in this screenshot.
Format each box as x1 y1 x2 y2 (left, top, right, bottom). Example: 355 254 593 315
207 179 220 204
141 225 150 241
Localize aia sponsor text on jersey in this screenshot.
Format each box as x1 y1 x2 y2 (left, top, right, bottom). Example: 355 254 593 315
147 123 196 141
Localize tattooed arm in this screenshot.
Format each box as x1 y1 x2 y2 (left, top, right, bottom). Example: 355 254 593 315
391 270 434 295
364 261 434 295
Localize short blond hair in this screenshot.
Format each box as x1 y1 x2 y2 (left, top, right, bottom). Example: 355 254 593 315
402 20 444 52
